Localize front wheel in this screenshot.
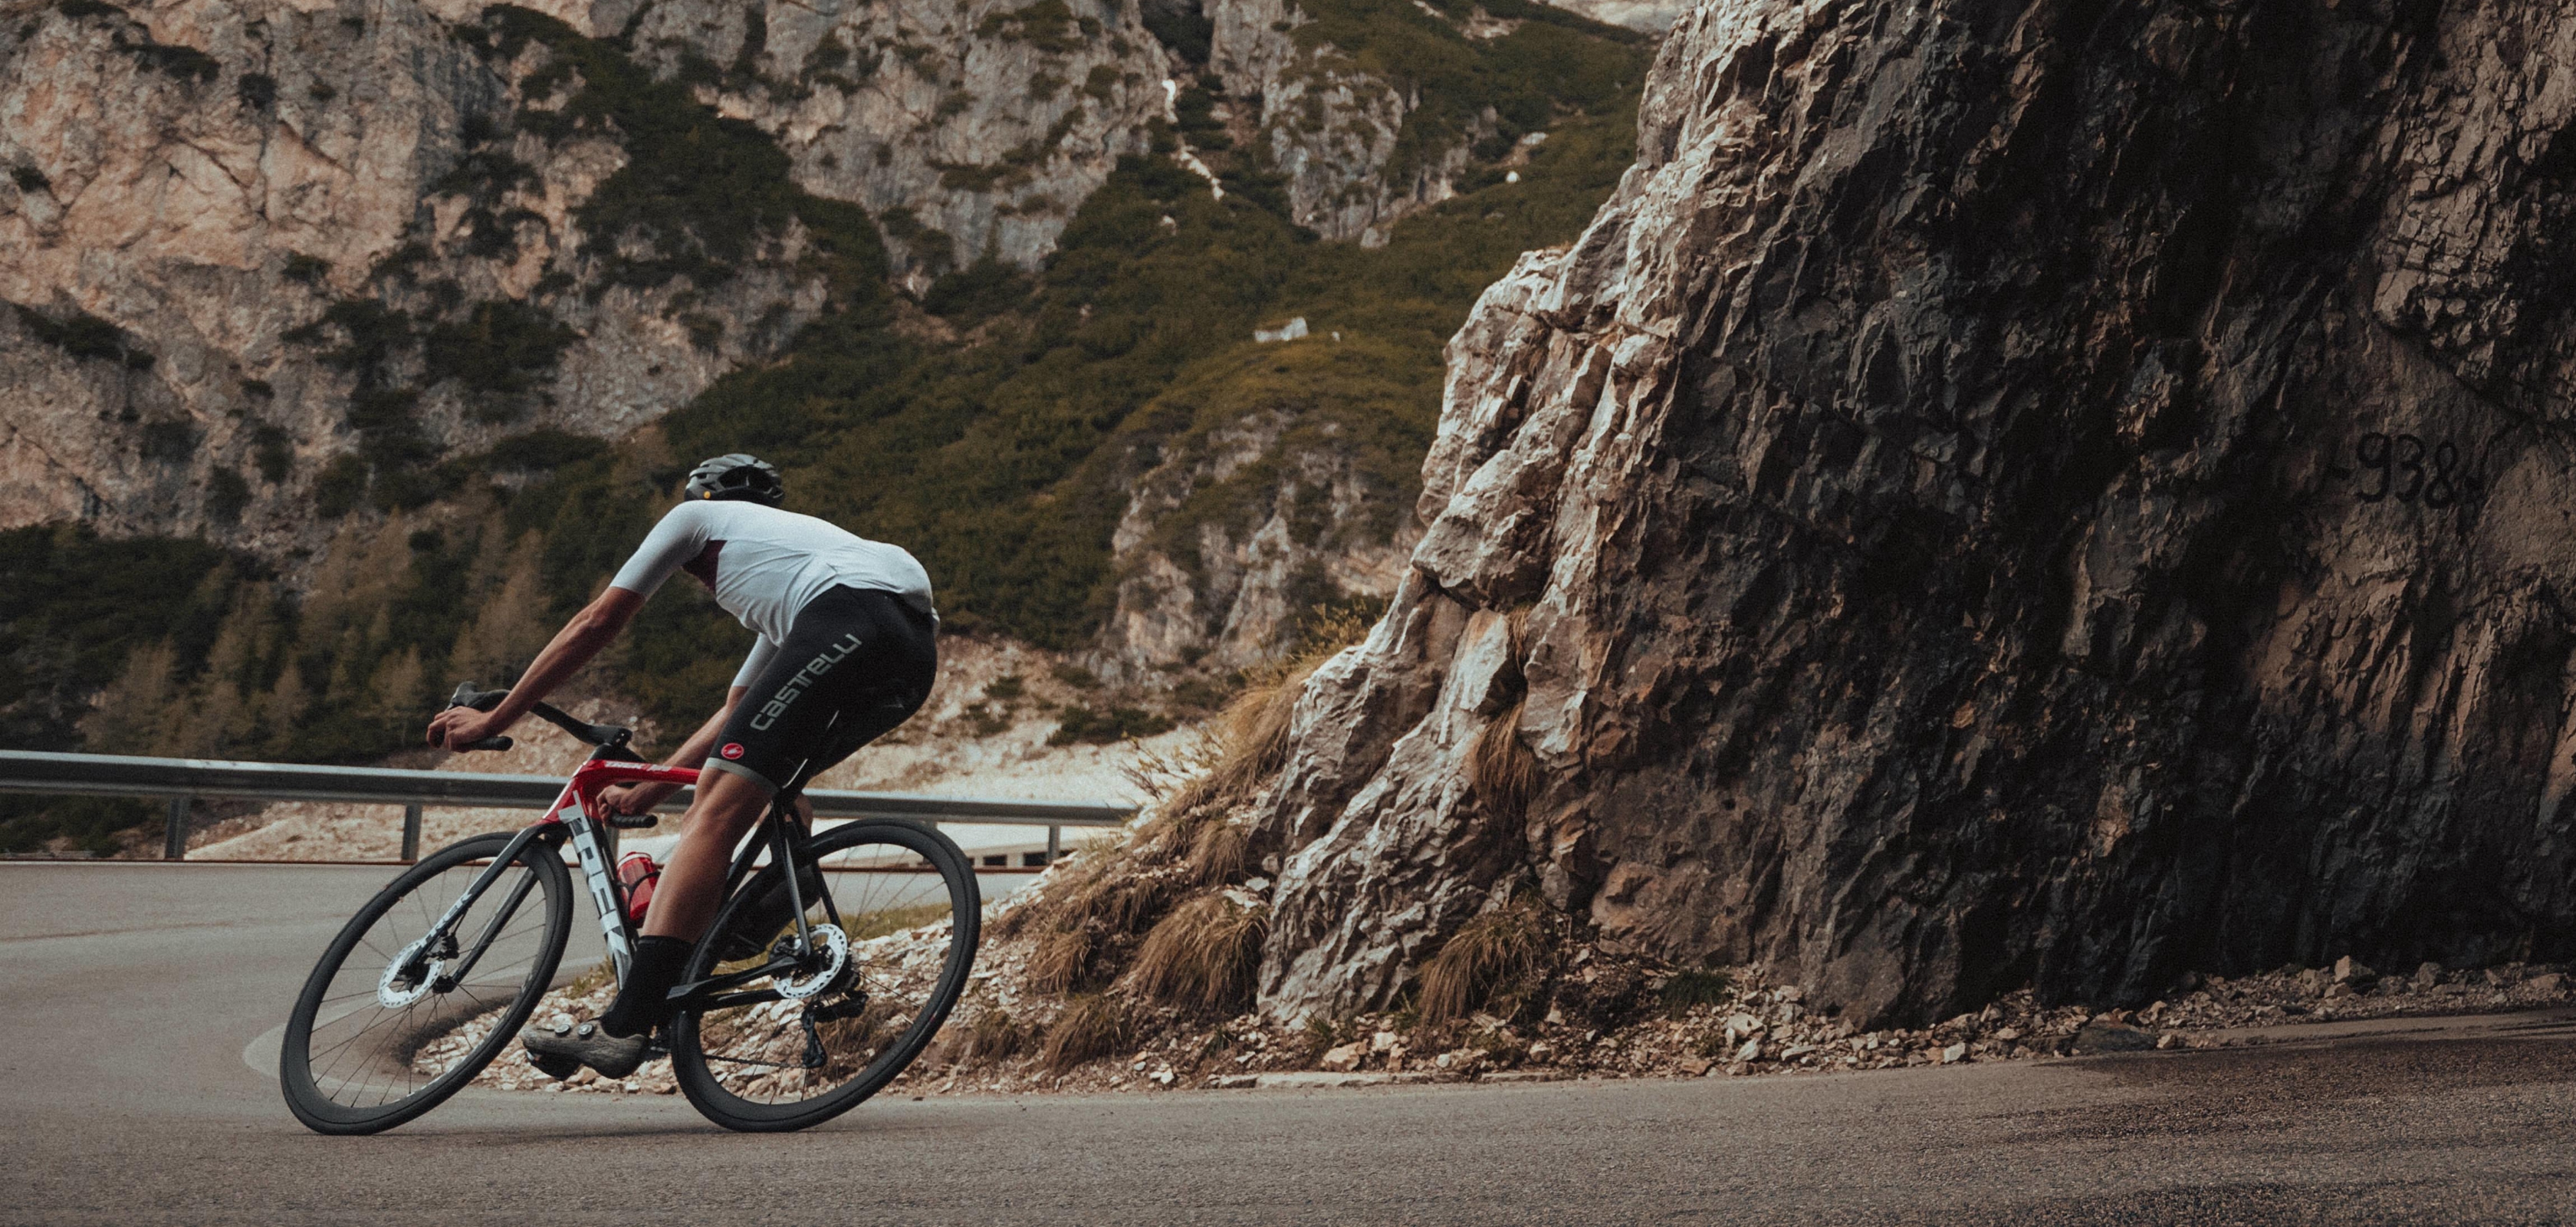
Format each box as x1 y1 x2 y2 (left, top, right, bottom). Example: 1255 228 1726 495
670 819 981 1132
281 831 573 1134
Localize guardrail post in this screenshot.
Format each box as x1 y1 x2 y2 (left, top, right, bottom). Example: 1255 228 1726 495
401 802 423 862
163 796 189 860
1046 824 1060 864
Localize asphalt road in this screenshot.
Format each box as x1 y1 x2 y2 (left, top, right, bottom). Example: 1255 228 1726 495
5 862 2574 1226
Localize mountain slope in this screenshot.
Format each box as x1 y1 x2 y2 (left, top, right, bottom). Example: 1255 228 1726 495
0 0 1649 851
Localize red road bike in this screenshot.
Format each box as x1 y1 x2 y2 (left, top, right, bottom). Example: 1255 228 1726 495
279 684 979 1133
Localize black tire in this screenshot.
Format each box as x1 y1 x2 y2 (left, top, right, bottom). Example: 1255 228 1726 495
281 831 573 1135
670 819 981 1132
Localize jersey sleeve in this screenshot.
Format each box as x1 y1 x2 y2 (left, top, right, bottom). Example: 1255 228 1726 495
729 636 780 690
607 502 712 598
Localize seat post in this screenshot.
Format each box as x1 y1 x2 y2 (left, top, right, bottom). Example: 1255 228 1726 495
768 794 812 946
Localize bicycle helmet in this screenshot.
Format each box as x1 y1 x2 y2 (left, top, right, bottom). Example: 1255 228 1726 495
683 453 784 506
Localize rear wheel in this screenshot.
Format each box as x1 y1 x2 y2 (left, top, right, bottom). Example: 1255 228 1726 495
669 819 980 1132
281 831 573 1134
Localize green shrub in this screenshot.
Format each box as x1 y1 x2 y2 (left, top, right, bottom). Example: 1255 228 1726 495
0 794 159 855
977 0 1079 53
14 304 153 370
117 36 221 84
422 300 577 411
1049 703 1173 745
206 469 252 523
251 426 292 483
312 455 369 518
139 419 195 462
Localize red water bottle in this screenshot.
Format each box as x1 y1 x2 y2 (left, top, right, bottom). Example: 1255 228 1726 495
617 851 659 926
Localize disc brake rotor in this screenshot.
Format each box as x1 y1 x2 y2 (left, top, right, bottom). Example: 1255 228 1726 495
376 935 445 1008
775 925 852 1001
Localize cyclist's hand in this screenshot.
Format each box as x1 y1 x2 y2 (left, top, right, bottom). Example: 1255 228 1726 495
600 781 680 816
426 707 501 750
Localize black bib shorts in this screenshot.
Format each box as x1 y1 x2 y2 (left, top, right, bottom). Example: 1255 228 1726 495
700 586 937 797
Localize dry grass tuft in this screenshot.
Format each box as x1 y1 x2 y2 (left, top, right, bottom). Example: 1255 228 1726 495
1095 873 1176 934
1188 819 1249 887
1026 925 1096 995
1041 994 1131 1073
564 958 616 997
1128 893 1270 1013
961 1008 1024 1065
1160 602 1375 824
1469 699 1540 822
1417 897 1552 1024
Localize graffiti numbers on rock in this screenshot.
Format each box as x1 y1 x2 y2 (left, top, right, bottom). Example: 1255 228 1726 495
2350 432 2477 509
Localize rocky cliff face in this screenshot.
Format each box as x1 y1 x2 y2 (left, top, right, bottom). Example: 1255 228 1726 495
1250 0 2576 1028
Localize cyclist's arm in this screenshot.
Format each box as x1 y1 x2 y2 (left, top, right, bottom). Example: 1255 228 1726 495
478 585 646 733
432 505 712 750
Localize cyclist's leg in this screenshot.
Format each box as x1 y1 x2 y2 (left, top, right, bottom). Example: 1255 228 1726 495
535 591 929 1064
649 586 932 937
639 769 774 942
707 586 935 797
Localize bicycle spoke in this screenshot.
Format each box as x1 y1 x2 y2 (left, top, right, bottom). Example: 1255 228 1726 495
285 834 570 1130
678 827 974 1119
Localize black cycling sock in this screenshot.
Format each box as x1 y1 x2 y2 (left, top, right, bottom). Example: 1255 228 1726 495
599 936 692 1038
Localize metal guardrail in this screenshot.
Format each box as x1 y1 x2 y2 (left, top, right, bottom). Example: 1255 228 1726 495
0 749 1134 862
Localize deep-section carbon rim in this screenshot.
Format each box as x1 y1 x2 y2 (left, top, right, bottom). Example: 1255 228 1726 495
670 819 980 1132
280 831 573 1134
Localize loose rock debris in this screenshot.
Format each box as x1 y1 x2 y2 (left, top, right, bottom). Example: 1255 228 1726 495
432 939 2576 1097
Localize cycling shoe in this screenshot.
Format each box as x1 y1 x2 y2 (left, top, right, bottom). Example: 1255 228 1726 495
521 1019 651 1079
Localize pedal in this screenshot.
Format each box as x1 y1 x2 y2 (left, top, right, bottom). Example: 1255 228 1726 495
605 813 659 830
529 1051 580 1081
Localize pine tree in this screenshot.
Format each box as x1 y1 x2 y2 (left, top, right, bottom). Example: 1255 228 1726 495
80 640 179 754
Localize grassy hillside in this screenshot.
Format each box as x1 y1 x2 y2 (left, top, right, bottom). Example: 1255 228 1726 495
0 1 1646 854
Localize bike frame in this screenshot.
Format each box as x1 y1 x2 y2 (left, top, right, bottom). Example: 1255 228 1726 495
411 748 836 1017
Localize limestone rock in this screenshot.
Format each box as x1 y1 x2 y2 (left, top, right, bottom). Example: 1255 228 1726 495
1250 0 2576 1027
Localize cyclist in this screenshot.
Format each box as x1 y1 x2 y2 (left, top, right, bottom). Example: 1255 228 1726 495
424 453 937 1078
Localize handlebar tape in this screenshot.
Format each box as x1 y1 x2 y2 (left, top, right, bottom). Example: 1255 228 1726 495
457 735 514 752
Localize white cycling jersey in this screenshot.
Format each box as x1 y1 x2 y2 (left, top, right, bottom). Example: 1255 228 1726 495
608 499 934 686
